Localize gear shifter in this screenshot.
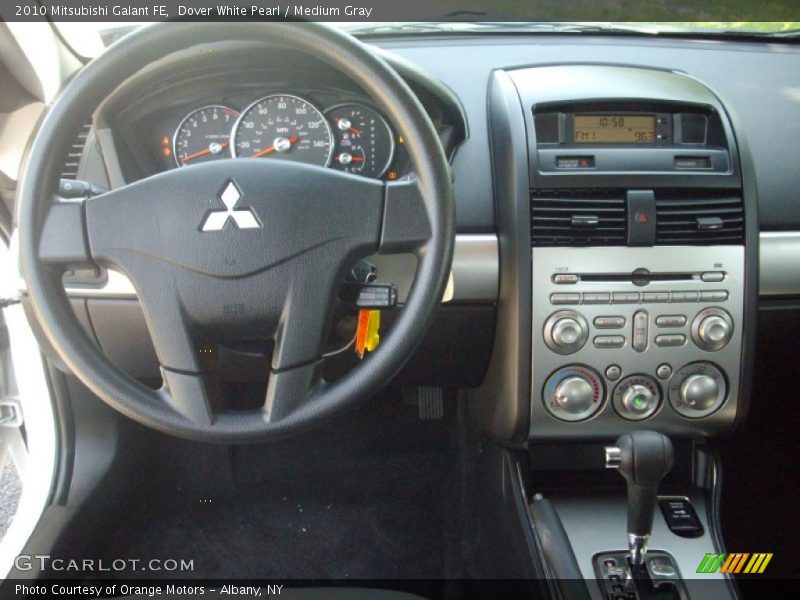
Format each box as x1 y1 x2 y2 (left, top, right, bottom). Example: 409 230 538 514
605 430 674 565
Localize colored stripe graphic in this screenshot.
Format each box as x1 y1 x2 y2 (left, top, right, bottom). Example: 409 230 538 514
698 552 773 574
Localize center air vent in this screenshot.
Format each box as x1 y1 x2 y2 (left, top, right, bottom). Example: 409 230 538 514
655 190 744 245
530 189 627 247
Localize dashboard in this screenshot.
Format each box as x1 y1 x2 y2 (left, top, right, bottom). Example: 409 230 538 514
38 33 800 446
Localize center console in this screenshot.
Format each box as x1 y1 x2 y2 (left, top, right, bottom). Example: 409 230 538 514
474 63 758 599
532 244 743 437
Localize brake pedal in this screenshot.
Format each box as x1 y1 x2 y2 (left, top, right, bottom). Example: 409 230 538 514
416 386 444 420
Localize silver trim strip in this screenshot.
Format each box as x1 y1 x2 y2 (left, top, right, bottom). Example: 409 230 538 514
26 231 800 301
759 231 800 297
61 234 500 303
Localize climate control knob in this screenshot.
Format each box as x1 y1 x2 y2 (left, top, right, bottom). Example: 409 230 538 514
543 366 604 422
554 376 595 414
691 308 733 351
544 310 589 355
612 375 661 421
680 374 719 411
669 362 727 418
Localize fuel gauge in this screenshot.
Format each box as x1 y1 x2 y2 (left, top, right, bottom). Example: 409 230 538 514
326 103 395 178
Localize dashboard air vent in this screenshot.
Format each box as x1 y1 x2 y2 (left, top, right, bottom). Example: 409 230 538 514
655 191 744 245
530 189 627 247
60 122 92 180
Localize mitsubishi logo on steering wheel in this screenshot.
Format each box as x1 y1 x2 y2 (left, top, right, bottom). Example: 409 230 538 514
200 180 261 232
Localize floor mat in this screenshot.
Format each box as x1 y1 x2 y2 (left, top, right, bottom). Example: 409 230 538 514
86 391 462 580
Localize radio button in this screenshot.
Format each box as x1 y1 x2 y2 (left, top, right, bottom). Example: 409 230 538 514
594 335 626 349
655 334 686 347
594 316 626 329
612 292 640 304
605 365 623 381
700 290 729 302
671 291 699 303
656 315 687 328
700 271 725 283
656 364 673 380
632 311 649 352
583 292 611 304
643 292 670 303
553 274 579 284
551 293 580 305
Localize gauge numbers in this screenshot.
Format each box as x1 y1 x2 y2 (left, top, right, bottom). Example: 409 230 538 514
173 105 239 167
231 94 333 167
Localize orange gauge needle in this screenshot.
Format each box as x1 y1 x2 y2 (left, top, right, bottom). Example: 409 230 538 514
336 155 365 162
251 135 298 158
180 141 229 163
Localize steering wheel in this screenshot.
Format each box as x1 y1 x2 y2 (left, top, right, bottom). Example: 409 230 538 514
17 23 455 443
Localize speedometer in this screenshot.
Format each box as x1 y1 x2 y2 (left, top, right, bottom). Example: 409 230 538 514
231 94 333 167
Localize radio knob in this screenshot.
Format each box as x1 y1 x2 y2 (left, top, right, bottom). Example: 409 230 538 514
679 374 719 411
544 311 589 355
552 318 583 347
691 309 733 351
698 316 730 346
554 376 595 415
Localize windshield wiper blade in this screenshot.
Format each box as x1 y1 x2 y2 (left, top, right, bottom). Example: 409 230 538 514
458 22 664 35
344 22 453 35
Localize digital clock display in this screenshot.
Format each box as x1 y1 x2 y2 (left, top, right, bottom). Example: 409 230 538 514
574 115 656 143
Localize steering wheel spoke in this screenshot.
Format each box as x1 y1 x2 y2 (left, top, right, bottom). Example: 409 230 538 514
379 178 434 254
160 369 214 426
37 200 93 268
265 361 323 423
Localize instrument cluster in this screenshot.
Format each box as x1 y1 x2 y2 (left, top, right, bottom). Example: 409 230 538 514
166 93 399 179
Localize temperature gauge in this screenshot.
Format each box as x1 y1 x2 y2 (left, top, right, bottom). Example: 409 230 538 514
325 103 395 178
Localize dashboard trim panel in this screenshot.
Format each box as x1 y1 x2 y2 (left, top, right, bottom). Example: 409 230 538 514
26 231 800 302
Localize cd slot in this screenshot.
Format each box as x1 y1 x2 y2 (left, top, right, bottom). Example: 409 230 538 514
553 270 726 285
579 272 695 283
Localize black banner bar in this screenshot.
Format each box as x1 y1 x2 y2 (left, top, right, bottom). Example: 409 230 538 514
2 0 800 23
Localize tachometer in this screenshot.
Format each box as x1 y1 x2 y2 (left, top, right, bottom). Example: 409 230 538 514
173 105 239 167
326 103 395 178
231 94 333 167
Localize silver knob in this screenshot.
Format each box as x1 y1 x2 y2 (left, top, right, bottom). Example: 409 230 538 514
554 376 594 415
552 318 583 347
680 374 719 411
698 316 731 347
621 384 655 415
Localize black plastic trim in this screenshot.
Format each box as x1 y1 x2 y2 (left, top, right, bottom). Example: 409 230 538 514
469 69 532 443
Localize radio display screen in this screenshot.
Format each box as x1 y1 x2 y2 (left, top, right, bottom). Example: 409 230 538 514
574 114 656 143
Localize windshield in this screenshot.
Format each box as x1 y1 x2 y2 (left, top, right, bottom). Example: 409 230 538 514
56 21 800 59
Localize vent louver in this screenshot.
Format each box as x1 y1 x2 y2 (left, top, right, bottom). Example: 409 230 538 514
530 189 627 247
60 122 92 180
655 191 744 245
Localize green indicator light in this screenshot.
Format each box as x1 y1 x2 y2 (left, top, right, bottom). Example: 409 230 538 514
633 395 648 410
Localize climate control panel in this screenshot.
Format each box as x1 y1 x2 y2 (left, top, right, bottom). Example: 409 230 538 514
530 246 745 439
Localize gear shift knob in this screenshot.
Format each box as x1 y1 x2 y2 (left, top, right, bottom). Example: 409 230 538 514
605 430 674 564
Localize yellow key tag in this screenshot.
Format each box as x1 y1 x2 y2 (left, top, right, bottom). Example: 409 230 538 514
355 309 381 359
